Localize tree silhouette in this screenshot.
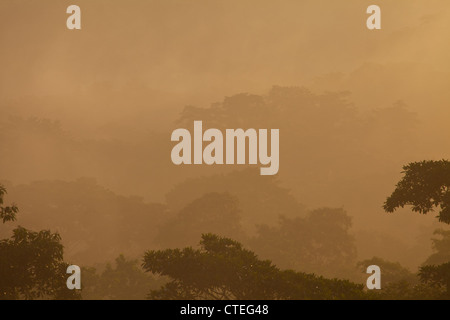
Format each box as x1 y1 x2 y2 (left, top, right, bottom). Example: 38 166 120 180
143 234 366 300
0 185 18 223
419 263 450 299
383 160 450 300
384 160 450 223
5 179 168 265
0 185 80 300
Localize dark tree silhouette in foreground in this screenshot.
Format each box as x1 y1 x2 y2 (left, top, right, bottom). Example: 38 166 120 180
143 234 367 300
384 161 450 299
419 263 450 299
0 185 79 300
0 185 18 223
384 160 450 223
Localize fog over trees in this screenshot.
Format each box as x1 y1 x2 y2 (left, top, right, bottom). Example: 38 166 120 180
1 0 450 300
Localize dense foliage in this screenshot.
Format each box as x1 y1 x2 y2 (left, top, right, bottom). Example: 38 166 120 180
0 185 79 300
143 234 367 300
384 160 450 223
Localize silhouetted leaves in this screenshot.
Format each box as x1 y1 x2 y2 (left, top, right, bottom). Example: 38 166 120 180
0 185 80 300
384 160 450 223
419 263 450 299
0 185 18 223
143 234 366 300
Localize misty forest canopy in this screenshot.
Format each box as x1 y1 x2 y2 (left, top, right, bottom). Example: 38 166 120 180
0 86 420 208
251 208 357 278
384 160 450 223
143 234 367 300
2 86 449 299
